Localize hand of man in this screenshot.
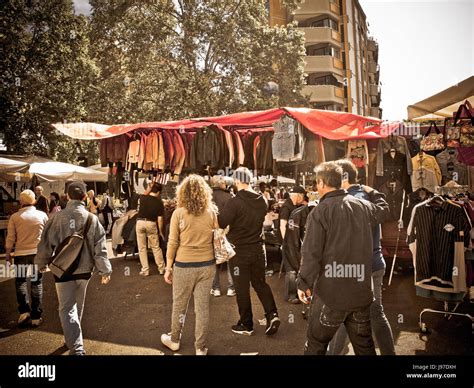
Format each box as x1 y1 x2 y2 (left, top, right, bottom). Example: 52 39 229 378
164 270 173 285
298 289 312 304
101 275 111 285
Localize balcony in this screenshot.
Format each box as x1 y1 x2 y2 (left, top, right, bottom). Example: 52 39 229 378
293 0 341 21
299 27 342 46
369 84 380 96
368 39 378 52
370 107 381 118
368 61 379 74
302 85 345 104
304 55 344 75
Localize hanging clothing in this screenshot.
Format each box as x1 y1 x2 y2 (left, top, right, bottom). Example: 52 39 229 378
347 140 369 168
410 153 442 193
375 150 411 192
172 131 186 176
222 129 234 168
435 148 468 185
376 136 413 177
378 179 404 222
232 131 245 168
161 130 175 171
100 135 129 167
407 199 471 292
127 138 140 165
412 153 442 183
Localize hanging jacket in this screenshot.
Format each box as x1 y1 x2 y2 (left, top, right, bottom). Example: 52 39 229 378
376 136 413 176
100 135 129 167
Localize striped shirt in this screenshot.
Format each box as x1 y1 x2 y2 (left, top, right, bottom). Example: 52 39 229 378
407 199 470 289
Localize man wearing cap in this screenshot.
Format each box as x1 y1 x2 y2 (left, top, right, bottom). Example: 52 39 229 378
279 185 306 241
35 181 112 355
218 167 280 336
5 190 49 327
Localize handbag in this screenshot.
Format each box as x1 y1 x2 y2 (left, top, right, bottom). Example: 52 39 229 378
455 102 474 147
420 122 445 151
211 212 235 264
444 118 460 148
48 214 93 280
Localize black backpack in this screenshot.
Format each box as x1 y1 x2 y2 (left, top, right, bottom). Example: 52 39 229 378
48 214 93 280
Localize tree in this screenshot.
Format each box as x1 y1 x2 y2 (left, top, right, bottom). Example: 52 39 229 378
88 0 307 122
0 0 99 160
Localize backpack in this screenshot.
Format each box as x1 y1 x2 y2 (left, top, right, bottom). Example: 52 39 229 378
48 214 93 280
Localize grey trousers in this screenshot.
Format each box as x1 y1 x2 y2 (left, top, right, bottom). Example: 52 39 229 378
170 264 215 350
55 279 89 355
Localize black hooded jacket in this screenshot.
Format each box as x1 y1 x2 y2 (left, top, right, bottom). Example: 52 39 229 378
218 189 268 248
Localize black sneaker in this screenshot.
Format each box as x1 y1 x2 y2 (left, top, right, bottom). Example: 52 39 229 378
265 314 280 335
232 323 254 336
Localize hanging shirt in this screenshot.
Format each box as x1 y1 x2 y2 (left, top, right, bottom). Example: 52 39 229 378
435 148 468 185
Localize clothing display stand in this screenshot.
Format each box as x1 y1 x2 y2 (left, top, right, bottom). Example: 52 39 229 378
388 188 406 286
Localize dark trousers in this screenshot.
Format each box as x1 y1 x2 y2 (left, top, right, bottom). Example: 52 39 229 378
14 255 43 319
229 244 278 329
102 208 113 233
305 296 376 356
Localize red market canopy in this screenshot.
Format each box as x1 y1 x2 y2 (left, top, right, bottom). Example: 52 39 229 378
53 107 399 141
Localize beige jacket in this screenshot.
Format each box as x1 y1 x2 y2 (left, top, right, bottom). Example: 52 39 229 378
166 207 215 265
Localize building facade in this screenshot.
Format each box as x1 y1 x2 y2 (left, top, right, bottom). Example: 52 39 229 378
268 0 382 118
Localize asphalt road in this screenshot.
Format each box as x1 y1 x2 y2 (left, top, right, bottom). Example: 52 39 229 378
0 255 473 356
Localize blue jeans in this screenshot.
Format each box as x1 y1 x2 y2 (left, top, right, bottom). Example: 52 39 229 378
212 263 234 291
327 269 396 355
55 279 89 355
304 295 376 355
14 255 43 319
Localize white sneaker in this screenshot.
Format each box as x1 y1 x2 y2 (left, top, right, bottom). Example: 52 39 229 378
196 347 208 356
227 289 236 297
18 312 30 326
31 317 43 327
210 289 221 297
161 333 180 351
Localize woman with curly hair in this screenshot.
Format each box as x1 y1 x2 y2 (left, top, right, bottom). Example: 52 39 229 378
161 174 217 355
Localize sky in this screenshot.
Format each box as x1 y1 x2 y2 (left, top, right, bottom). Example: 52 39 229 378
359 0 473 120
73 0 473 120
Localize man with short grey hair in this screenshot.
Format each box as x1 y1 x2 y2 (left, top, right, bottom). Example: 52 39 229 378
36 181 112 355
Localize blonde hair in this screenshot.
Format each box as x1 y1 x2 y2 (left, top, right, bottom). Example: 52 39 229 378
176 174 216 216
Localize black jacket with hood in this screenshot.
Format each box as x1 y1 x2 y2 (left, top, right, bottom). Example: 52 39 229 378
218 189 268 248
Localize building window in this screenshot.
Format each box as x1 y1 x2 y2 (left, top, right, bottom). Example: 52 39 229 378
307 44 340 59
308 74 340 86
310 18 339 31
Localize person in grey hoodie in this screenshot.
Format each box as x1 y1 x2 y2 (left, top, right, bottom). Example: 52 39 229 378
35 181 112 355
218 167 280 336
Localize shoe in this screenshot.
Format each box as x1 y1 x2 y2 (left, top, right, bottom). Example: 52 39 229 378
232 323 254 336
31 317 43 327
158 269 165 275
196 347 208 356
288 298 301 304
265 270 274 277
139 269 150 277
227 289 236 297
161 333 180 351
18 312 31 326
210 289 221 297
265 314 280 335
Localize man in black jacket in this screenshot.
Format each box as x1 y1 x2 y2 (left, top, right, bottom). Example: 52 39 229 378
297 162 389 355
218 167 280 336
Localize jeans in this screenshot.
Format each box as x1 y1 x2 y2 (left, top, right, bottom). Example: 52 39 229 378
305 295 376 355
229 244 278 329
327 269 396 355
170 264 215 350
55 279 89 355
136 220 165 272
212 263 234 291
14 255 43 319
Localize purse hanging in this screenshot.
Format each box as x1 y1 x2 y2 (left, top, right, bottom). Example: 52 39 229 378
420 122 445 151
211 211 236 265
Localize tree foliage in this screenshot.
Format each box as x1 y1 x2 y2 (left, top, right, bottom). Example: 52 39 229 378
2 0 307 161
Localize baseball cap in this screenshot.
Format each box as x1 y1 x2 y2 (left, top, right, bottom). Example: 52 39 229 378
67 181 87 199
289 185 306 195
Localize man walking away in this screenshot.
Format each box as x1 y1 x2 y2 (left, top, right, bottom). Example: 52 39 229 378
35 182 112 355
218 167 280 336
327 159 396 355
136 183 166 276
5 190 49 327
297 162 389 355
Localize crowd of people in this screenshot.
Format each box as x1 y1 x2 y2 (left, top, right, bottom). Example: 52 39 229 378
4 159 397 356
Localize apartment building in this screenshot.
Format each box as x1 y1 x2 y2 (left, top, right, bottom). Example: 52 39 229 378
267 0 382 118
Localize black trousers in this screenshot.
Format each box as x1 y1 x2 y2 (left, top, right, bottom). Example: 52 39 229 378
229 244 278 329
304 295 376 355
